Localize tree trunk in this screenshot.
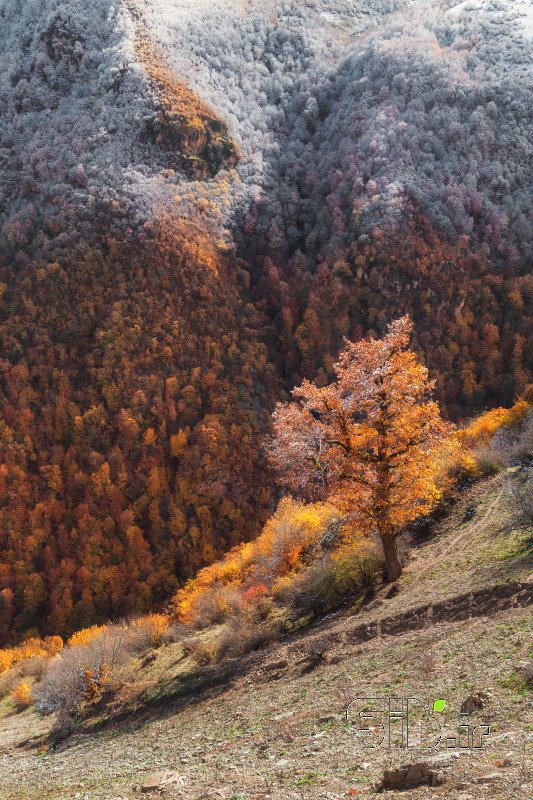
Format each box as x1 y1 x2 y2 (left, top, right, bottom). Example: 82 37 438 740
381 534 402 582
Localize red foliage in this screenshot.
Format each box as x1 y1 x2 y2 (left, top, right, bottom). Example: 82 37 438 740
241 584 268 606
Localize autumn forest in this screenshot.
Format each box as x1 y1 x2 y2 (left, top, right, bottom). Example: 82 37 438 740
0 0 532 645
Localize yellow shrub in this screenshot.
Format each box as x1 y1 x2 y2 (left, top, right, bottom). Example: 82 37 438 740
0 650 14 674
131 614 170 647
11 681 32 711
44 635 64 657
458 400 530 450
0 635 64 676
332 539 383 589
449 400 532 479
67 624 107 648
175 498 340 624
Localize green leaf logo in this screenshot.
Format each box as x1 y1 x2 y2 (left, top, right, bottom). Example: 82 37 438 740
433 699 446 712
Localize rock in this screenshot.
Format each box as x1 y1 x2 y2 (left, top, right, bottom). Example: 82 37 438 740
272 710 295 721
366 599 384 612
264 659 288 672
140 770 185 793
460 692 487 714
463 506 476 522
517 660 533 688
493 757 512 767
377 762 443 792
472 773 500 785
384 583 400 599
427 752 461 767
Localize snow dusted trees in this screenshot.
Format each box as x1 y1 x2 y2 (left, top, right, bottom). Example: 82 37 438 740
268 317 452 580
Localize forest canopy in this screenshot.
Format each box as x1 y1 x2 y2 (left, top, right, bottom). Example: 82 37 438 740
0 0 531 641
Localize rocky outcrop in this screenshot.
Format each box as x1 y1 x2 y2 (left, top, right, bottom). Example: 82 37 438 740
125 0 239 178
377 762 444 792
146 109 238 179
40 11 85 70
345 581 533 645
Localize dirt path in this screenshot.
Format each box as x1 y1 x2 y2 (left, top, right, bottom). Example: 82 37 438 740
406 479 507 585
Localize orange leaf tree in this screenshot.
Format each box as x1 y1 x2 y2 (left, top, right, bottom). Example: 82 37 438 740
268 317 452 581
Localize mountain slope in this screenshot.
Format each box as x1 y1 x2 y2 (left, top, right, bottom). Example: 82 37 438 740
0 0 532 641
0 470 531 798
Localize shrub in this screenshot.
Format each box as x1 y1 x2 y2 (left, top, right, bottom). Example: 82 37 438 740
34 624 130 725
175 499 341 626
129 614 171 649
273 557 337 615
239 584 272 622
214 618 280 662
0 651 14 675
241 584 268 606
11 681 32 711
43 636 64 657
17 656 48 680
489 408 533 466
0 670 18 700
164 621 188 643
182 638 219 667
67 624 107 648
471 446 505 477
458 401 530 451
273 539 383 618
333 540 383 593
0 635 63 677
447 401 533 480
186 585 243 629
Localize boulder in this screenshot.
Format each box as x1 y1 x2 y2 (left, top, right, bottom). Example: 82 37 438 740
472 773 500 785
377 761 443 791
140 770 185 793
460 692 487 714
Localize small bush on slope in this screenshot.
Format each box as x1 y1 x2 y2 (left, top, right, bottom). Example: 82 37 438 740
174 498 342 626
0 636 63 677
129 614 171 649
273 540 383 618
31 613 172 731
10 681 32 712
34 623 131 728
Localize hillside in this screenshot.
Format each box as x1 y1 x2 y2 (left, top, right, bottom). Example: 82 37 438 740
0 0 532 640
0 469 531 798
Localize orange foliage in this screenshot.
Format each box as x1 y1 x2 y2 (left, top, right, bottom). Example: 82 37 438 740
457 400 530 450
174 498 339 623
0 636 63 676
241 584 268 606
269 317 453 580
131 613 170 647
10 681 32 711
0 216 274 641
67 625 107 648
83 663 111 702
256 216 533 421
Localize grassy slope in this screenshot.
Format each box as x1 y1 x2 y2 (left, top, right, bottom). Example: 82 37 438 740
0 470 531 799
